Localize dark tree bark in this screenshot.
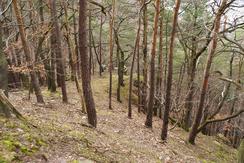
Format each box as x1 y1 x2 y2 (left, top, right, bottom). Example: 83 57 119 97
137 21 141 113
13 0 44 103
79 0 97 127
116 39 121 103
99 12 103 76
188 0 228 144
145 0 160 127
161 0 181 140
109 0 115 110
128 15 141 118
88 8 94 76
142 0 148 113
114 29 123 103
0 22 10 117
50 0 68 103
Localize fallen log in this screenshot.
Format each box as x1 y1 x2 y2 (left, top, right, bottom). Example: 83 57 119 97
0 89 23 119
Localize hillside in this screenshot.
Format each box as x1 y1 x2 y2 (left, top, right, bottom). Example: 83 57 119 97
0 75 238 163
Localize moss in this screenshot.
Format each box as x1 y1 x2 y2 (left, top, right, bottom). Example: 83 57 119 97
79 147 111 163
42 89 61 98
200 160 215 163
2 139 32 155
0 117 46 162
69 160 79 163
214 144 234 162
66 129 111 162
0 156 8 163
238 139 244 163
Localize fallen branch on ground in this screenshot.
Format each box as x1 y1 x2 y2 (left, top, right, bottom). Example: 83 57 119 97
0 89 23 119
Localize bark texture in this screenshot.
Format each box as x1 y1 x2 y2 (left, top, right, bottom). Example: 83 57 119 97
145 0 160 127
79 0 97 127
188 0 228 144
161 0 181 140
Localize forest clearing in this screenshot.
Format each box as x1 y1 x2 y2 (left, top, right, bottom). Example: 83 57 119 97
0 0 244 162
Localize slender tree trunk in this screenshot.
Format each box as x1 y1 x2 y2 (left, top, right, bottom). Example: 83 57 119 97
50 0 68 103
156 5 164 96
109 0 116 109
63 1 76 81
99 12 103 76
145 0 160 127
89 8 93 76
12 0 44 103
137 22 141 113
114 29 123 103
161 0 181 139
79 0 97 127
188 0 228 144
142 0 148 112
0 22 10 117
49 1 57 92
128 14 141 119
155 2 164 117
72 2 81 78
116 36 121 102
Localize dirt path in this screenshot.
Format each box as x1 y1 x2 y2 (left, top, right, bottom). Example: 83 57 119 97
5 75 237 163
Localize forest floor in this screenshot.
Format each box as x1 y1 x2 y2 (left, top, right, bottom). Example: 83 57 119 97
0 75 238 163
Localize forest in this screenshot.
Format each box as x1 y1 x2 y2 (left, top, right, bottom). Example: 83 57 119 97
0 0 244 162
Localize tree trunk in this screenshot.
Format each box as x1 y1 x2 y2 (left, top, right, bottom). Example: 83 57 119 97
137 22 141 113
161 0 181 140
155 2 164 117
116 43 121 102
0 22 10 117
142 0 148 112
145 0 160 127
12 0 44 103
50 0 68 103
182 58 197 131
114 29 122 103
182 5 198 131
99 12 103 76
188 0 228 144
128 14 141 118
63 1 76 81
109 0 116 110
79 0 97 127
89 8 94 76
72 1 81 78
